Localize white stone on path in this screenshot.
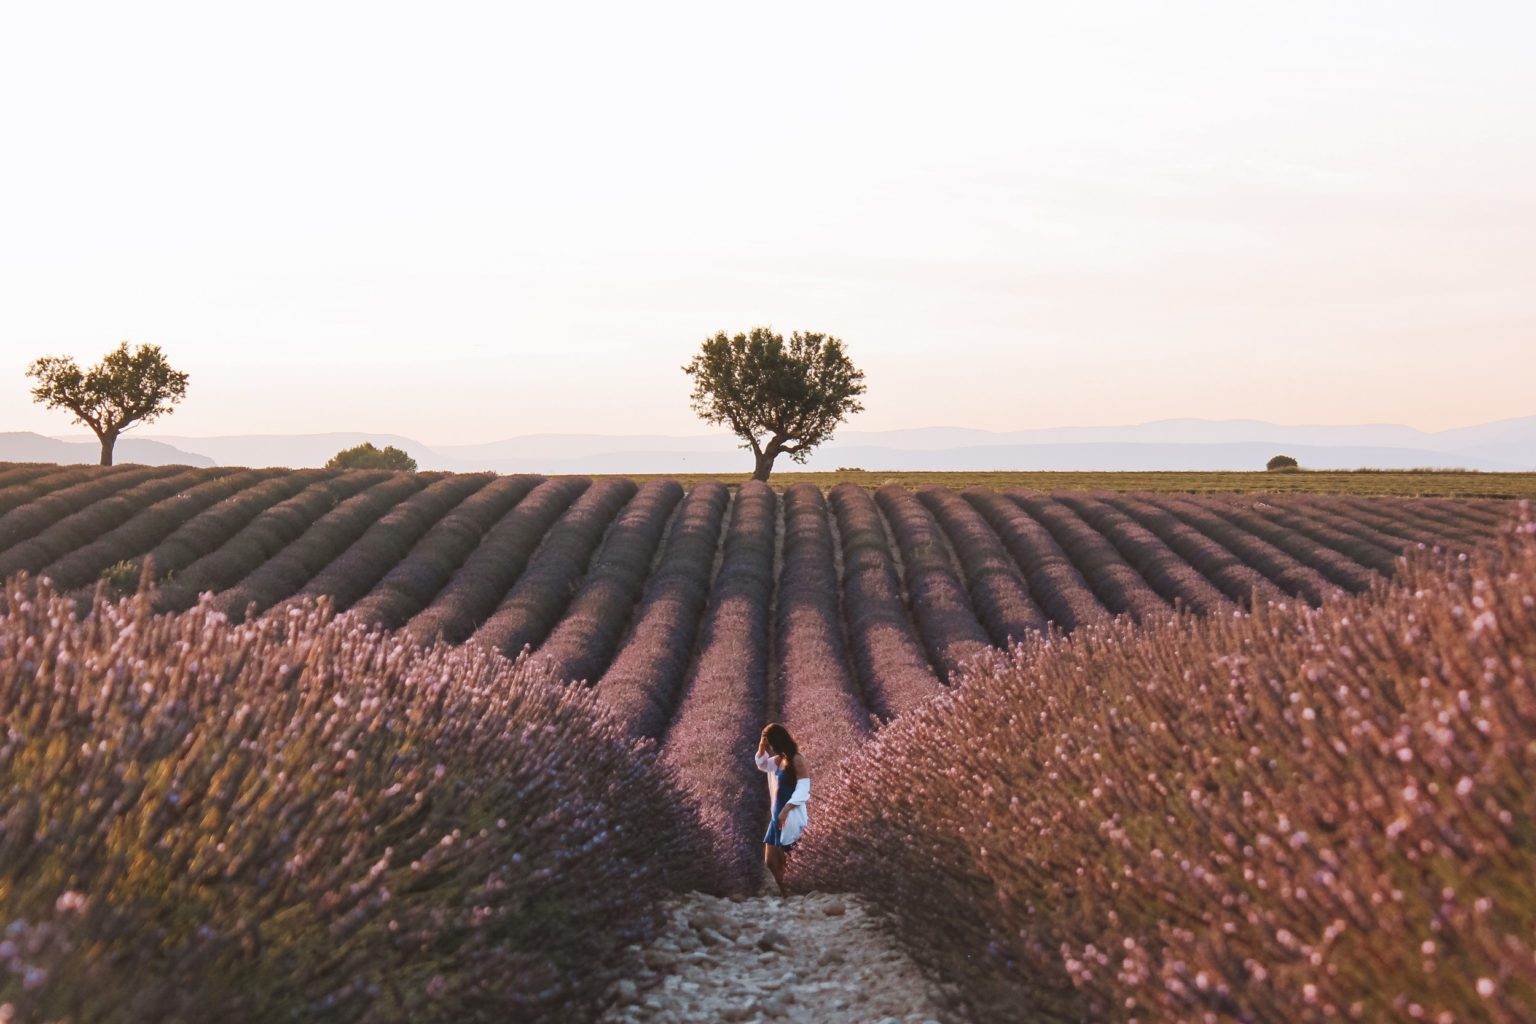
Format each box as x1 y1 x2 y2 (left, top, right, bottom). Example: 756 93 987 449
600 890 955 1024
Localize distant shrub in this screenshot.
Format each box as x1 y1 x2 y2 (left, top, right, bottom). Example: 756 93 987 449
97 558 141 592
1267 453 1300 471
325 442 418 472
835 466 865 473
0 582 711 1023
794 512 1536 1024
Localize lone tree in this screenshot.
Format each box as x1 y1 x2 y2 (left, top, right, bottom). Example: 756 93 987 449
1267 454 1300 472
683 328 866 481
326 442 418 472
26 342 190 466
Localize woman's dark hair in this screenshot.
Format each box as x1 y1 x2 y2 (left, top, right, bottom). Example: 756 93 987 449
762 723 798 791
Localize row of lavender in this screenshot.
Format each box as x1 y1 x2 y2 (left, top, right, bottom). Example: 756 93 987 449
0 466 1513 731
0 464 1515 906
793 519 1536 1023
0 464 1512 675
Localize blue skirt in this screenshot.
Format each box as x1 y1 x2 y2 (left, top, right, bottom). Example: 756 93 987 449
764 810 795 849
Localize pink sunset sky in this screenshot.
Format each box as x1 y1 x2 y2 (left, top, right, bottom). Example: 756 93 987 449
1 1 1532 444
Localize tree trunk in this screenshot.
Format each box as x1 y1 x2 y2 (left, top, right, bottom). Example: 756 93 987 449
98 431 117 466
752 449 776 482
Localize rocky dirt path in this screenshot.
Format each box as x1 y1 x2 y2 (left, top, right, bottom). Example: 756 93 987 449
600 890 961 1024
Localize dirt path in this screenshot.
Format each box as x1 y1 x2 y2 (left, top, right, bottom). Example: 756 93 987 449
600 890 960 1024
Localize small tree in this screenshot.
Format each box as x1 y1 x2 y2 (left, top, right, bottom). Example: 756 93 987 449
683 328 866 481
26 342 190 466
326 442 418 472
1267 454 1300 472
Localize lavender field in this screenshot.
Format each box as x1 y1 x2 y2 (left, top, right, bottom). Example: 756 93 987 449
0 461 1528 1022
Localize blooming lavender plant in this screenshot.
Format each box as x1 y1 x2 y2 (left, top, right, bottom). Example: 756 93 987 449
776 483 871 763
595 483 729 738
403 476 589 644
345 474 541 630
151 471 393 613
473 478 639 657
828 483 943 715
1101 492 1296 607
0 467 239 580
0 463 176 521
1203 494 1378 592
105 469 337 589
1147 493 1342 605
0 464 60 495
964 489 1112 632
0 579 712 1022
795 511 1536 1023
916 485 1048 646
34 467 281 590
1236 495 1403 574
269 472 495 614
205 472 435 621
1010 493 1173 623
1056 493 1231 614
874 484 995 679
659 481 776 892
1312 494 1476 551
533 479 684 685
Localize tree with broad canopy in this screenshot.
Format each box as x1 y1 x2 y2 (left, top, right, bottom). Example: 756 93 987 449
683 328 866 481
325 442 418 472
27 342 190 466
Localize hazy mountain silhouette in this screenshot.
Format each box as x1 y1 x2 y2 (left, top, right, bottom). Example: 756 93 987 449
0 432 214 467
7 416 1533 472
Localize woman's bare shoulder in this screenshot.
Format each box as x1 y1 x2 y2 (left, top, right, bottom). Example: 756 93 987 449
794 753 811 775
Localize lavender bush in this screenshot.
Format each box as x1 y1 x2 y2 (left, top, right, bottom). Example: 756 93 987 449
1316 495 1479 551
659 481 776 892
346 475 541 630
0 579 711 1023
0 464 82 503
0 467 209 571
532 479 683 685
1206 496 1379 592
2 468 222 578
965 489 1111 632
1011 494 1172 623
1102 492 1290 606
473 478 639 657
403 476 588 644
152 472 392 613
276 472 493 613
796 514 1536 1023
206 473 433 621
828 483 943 715
874 484 995 679
38 468 281 590
776 483 870 765
0 464 162 519
916 485 1047 645
595 483 729 738
1148 493 1341 604
1057 494 1231 614
1239 497 1403 575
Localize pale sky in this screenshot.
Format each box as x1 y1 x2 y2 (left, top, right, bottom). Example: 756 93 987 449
1 1 1533 445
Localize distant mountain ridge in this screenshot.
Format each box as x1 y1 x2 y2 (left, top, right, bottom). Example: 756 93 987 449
8 415 1534 472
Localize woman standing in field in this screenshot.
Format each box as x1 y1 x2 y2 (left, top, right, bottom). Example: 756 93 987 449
755 723 810 896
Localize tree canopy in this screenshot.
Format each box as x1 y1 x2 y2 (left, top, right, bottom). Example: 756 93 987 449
27 342 190 466
1267 454 1301 472
325 442 418 472
682 328 866 481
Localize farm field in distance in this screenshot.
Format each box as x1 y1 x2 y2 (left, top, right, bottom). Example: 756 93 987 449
640 467 1536 498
